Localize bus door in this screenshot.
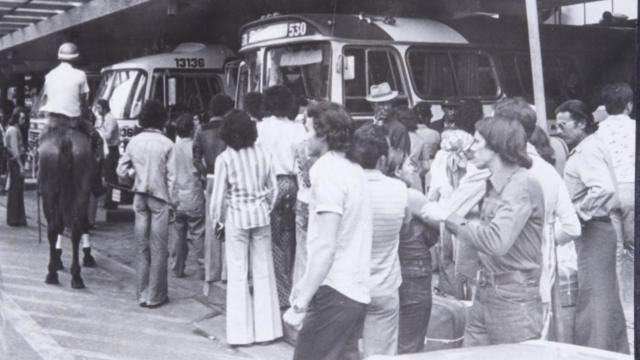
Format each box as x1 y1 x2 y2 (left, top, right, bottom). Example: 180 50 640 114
150 68 224 136
341 46 410 123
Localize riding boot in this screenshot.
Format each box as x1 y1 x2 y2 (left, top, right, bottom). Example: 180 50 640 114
83 247 96 267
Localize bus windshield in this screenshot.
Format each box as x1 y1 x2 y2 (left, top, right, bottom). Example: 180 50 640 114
265 42 330 100
94 69 147 120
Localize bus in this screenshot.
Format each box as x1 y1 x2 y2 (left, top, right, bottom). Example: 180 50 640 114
94 42 236 148
234 13 635 124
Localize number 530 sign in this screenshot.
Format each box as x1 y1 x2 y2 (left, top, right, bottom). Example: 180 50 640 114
287 22 307 37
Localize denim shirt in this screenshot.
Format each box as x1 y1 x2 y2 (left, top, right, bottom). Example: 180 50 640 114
116 129 175 204
172 137 204 214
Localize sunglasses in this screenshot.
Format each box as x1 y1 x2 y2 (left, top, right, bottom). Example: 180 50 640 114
556 120 576 130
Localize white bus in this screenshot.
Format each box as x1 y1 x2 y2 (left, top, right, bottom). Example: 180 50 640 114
94 42 236 147
234 13 635 124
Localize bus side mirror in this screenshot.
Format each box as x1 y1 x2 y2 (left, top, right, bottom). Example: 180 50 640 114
168 78 177 106
343 55 355 81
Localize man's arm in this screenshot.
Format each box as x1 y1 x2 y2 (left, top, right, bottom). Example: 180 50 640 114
291 211 340 309
571 148 618 221
446 177 534 256
209 156 228 225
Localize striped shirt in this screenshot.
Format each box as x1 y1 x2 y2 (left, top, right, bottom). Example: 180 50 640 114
210 144 276 229
365 170 408 297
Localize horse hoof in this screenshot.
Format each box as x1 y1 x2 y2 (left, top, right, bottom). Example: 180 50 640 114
83 250 96 268
45 273 59 285
71 278 85 289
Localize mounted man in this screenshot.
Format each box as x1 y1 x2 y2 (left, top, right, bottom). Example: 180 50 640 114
39 42 102 288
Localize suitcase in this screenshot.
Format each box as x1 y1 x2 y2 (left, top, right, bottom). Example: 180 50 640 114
424 292 472 351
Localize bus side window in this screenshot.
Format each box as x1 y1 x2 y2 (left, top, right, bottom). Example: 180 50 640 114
343 47 407 114
451 52 498 98
407 50 456 99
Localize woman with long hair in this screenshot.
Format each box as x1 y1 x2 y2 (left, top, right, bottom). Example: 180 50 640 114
4 107 27 226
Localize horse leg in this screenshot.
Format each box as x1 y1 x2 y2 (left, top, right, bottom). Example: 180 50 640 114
70 224 85 289
54 232 64 270
45 224 62 285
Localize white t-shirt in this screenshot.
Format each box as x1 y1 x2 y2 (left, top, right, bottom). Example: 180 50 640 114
307 151 372 304
365 170 407 297
257 115 307 175
40 62 89 118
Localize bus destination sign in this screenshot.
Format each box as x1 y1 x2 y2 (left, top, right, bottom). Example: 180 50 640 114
242 21 313 47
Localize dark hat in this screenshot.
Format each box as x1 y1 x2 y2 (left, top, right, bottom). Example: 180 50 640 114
442 97 461 108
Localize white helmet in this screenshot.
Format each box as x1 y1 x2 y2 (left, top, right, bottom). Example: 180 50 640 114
57 42 79 61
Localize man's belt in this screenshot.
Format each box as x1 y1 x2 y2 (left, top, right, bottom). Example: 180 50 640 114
476 268 540 287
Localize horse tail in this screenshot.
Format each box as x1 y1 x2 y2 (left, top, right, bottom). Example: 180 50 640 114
59 136 74 227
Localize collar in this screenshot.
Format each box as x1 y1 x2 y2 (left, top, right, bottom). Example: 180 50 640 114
142 128 164 135
602 113 632 123
364 169 386 180
263 115 289 123
176 136 192 144
209 116 224 122
201 121 221 130
488 165 520 193
568 133 596 157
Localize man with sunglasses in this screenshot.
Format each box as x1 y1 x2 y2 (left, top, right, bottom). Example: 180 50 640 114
555 100 628 353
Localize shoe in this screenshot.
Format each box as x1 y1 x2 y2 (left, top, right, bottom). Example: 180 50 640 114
139 302 147 307
142 297 170 309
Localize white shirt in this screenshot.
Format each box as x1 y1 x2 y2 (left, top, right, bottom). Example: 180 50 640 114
40 62 89 118
527 144 581 303
596 113 636 184
365 170 407 297
307 151 372 304
257 115 307 175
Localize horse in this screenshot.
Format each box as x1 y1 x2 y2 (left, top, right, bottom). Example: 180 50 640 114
38 118 95 289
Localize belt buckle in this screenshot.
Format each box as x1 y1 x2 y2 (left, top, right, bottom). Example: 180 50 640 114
477 271 489 287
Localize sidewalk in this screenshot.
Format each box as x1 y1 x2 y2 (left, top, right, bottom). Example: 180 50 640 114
0 185 293 359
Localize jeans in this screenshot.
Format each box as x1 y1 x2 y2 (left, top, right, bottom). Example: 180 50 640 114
398 276 432 354
294 286 366 360
204 177 223 282
363 292 400 357
133 194 169 306
172 209 205 277
611 182 634 328
464 278 543 346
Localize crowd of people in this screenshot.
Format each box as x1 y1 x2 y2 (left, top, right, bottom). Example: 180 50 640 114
111 75 634 358
0 43 633 357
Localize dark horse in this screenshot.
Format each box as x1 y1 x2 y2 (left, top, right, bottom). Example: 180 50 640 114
39 118 94 289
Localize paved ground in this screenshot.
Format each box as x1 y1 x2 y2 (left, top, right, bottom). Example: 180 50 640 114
0 186 293 360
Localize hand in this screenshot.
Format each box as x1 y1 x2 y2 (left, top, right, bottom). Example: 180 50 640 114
168 208 176 223
215 222 225 241
283 307 306 331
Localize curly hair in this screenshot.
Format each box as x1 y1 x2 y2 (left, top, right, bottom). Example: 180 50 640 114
243 92 264 120
452 99 483 134
208 94 234 118
476 116 532 169
312 101 354 152
555 100 597 134
413 102 433 126
220 109 257 150
175 113 194 138
349 123 389 169
601 83 633 115
138 100 167 130
263 85 295 118
96 98 110 113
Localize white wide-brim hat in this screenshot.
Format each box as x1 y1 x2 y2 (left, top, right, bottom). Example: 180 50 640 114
366 82 398 103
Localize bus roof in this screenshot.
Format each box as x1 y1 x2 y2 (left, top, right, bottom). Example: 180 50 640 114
102 43 235 72
239 14 468 49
